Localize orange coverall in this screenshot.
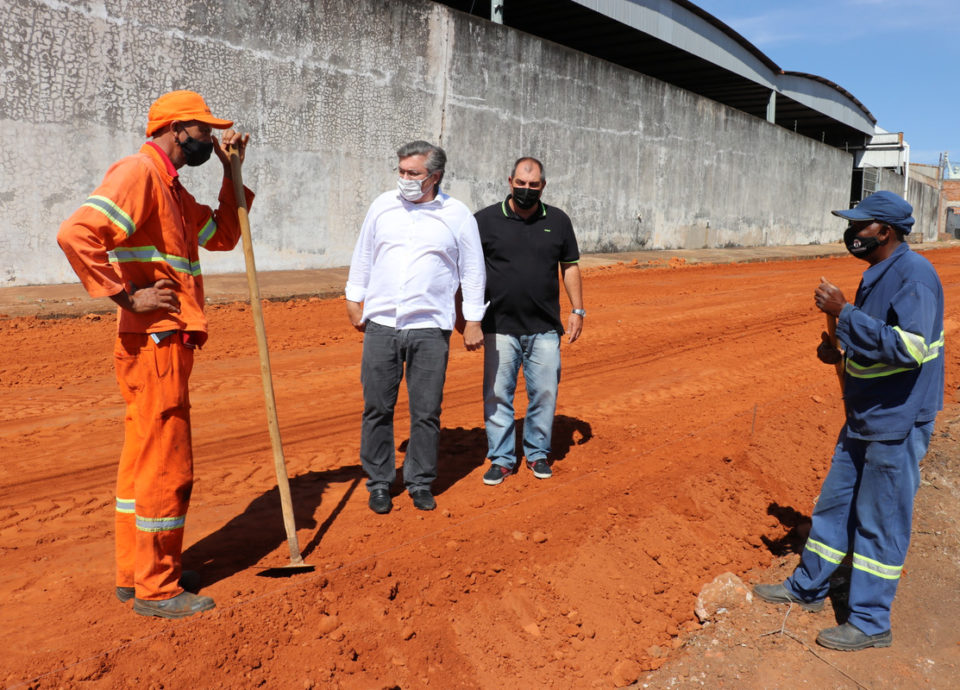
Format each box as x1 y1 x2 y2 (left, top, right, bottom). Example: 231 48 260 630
58 142 253 601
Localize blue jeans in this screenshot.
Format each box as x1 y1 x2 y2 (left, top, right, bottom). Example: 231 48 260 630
786 420 934 635
483 332 561 469
360 322 451 494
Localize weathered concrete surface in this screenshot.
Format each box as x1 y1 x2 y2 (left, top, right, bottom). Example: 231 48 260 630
3 0 854 287
442 16 852 254
877 168 940 241
2 0 450 286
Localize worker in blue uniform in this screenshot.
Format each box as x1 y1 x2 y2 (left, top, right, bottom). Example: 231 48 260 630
754 190 945 651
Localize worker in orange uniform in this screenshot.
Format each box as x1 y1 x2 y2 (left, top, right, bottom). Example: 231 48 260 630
57 90 253 619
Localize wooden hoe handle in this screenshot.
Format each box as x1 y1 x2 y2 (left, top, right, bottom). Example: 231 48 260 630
826 313 844 393
227 145 306 567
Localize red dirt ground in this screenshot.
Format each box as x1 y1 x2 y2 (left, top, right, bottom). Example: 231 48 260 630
2 250 959 689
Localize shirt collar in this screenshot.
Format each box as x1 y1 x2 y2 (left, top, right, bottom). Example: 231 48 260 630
501 195 547 221
141 141 179 183
861 241 909 287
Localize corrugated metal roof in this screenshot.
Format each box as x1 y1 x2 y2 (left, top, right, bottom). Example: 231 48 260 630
436 0 875 149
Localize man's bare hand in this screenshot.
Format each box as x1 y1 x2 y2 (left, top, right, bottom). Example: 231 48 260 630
817 330 843 364
346 300 365 332
463 321 483 351
815 276 847 317
113 279 181 314
566 313 583 343
216 129 251 170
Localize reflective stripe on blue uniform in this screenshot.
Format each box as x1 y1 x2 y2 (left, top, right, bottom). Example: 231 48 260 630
836 243 944 441
785 421 933 634
785 243 944 635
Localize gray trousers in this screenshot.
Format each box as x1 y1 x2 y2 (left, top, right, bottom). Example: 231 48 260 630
360 321 451 493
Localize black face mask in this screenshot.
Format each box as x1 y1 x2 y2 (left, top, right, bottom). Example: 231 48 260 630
844 225 882 257
176 131 214 167
512 187 541 210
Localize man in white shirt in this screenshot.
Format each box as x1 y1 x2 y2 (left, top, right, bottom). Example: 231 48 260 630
346 141 486 513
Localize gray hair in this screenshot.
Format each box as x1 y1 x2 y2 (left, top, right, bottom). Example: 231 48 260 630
397 140 446 185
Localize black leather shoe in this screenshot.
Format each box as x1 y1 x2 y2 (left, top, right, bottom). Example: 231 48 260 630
133 591 216 619
369 488 392 514
411 489 436 511
116 570 202 603
817 622 892 651
753 583 825 612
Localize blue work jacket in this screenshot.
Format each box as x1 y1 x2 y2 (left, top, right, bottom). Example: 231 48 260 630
836 242 944 441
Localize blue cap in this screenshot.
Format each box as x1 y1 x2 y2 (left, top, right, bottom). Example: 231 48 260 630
832 190 915 234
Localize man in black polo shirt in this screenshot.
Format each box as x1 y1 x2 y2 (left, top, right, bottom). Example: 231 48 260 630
475 156 584 485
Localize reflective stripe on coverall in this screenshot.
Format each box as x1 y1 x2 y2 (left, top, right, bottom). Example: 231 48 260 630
786 421 934 635
785 243 944 635
114 333 194 600
58 142 253 600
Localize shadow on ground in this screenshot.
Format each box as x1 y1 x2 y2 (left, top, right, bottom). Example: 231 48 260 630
183 465 359 587
186 416 593 585
761 502 812 556
760 502 853 623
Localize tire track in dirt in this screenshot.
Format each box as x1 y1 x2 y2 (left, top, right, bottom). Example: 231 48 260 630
4 250 960 688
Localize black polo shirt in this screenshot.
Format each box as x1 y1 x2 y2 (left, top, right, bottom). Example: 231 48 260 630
476 196 580 336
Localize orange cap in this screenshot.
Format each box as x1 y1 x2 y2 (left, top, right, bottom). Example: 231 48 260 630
146 90 234 136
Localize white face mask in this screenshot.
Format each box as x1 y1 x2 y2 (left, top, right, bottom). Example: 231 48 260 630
398 176 430 201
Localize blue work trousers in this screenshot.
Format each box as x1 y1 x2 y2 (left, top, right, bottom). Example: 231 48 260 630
786 420 934 634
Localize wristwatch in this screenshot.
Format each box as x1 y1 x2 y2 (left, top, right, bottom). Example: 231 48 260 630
572 309 586 317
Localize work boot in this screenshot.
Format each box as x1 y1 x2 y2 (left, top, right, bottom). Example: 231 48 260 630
116 570 202 603
816 622 892 651
133 591 216 619
753 583 825 612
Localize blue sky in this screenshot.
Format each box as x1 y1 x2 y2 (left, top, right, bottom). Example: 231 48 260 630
691 0 959 165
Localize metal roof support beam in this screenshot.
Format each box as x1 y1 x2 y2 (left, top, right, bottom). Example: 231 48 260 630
565 0 875 136
467 0 876 145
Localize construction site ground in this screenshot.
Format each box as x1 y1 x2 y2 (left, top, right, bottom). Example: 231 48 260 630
2 242 959 689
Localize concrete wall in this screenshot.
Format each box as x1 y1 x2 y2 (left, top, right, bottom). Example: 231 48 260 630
1 0 854 287
909 163 940 185
876 169 940 242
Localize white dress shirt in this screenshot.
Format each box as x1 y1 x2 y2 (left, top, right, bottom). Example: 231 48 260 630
345 189 487 330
